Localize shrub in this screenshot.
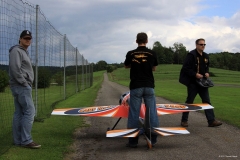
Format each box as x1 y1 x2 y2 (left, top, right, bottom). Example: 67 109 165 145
0 69 9 92
53 71 63 86
106 65 117 73
209 72 216 77
33 68 51 88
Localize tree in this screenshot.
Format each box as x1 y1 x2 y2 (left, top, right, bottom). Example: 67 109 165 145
95 60 108 71
152 41 165 64
172 42 188 64
53 71 63 86
0 69 9 92
106 65 116 73
163 47 174 64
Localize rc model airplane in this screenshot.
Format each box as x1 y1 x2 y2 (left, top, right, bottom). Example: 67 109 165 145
51 92 214 149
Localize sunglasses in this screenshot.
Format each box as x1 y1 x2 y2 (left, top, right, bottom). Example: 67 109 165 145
23 37 32 40
198 44 206 46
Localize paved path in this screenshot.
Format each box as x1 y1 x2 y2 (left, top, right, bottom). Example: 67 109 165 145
66 73 240 160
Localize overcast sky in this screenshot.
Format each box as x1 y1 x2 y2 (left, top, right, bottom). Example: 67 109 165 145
29 0 240 63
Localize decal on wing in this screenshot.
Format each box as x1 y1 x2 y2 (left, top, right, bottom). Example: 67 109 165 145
51 105 129 118
156 103 214 115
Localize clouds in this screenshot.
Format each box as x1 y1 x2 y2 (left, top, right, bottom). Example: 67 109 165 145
29 0 240 63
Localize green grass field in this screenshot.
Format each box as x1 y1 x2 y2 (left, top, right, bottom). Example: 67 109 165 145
0 71 104 160
109 64 240 128
1 65 239 159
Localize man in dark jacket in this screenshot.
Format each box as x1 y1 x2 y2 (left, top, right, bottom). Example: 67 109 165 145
9 30 41 148
179 38 222 127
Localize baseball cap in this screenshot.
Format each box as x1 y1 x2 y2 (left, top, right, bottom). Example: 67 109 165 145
20 30 32 38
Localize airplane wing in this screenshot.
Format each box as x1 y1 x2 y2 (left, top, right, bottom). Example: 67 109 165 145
51 105 129 118
52 103 213 117
106 127 189 137
156 103 214 116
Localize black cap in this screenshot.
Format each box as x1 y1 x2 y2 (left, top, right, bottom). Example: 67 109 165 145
20 30 32 38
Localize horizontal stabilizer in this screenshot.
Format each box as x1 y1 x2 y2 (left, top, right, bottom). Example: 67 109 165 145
106 127 189 137
106 128 140 137
153 127 190 136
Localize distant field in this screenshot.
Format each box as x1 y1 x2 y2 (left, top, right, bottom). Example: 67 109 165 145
109 64 240 128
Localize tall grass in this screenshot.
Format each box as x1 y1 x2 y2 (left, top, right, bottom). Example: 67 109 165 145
110 65 240 128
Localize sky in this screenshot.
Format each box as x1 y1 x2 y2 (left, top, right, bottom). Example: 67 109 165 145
28 0 240 64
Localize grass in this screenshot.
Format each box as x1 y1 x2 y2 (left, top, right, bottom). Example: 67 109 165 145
0 71 105 160
1 64 239 159
110 64 240 128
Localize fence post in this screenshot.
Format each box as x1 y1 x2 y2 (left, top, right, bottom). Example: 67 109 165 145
82 55 84 90
91 63 93 86
85 60 88 87
63 34 66 99
35 5 39 117
76 47 78 93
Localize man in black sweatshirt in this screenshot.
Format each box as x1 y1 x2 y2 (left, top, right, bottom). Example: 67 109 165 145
124 32 159 147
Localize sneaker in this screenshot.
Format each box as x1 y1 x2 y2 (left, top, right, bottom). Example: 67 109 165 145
208 120 222 127
181 121 188 127
23 142 41 149
126 143 137 148
152 140 157 146
126 137 138 148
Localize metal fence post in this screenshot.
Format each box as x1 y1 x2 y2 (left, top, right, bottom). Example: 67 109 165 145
35 5 39 117
76 47 78 93
63 34 66 99
91 63 93 86
85 60 88 87
82 55 84 90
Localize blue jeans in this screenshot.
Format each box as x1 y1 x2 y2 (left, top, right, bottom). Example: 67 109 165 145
181 83 215 124
10 85 35 145
127 87 159 129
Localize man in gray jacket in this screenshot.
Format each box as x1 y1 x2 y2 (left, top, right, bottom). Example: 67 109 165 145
9 30 41 149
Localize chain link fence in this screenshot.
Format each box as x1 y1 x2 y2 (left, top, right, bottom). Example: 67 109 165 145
0 0 93 154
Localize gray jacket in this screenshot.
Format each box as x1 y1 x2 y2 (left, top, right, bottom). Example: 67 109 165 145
9 45 34 87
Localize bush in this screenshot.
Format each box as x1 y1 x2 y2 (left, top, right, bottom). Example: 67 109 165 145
106 65 117 73
53 71 63 86
33 68 52 88
0 69 9 92
209 72 216 77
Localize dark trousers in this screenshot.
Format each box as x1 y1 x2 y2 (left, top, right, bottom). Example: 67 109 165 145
181 83 215 124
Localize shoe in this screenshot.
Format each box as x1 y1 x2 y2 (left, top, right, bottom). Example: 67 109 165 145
126 137 138 148
152 140 157 146
23 142 41 149
126 143 137 148
181 121 188 127
208 120 222 127
151 135 157 146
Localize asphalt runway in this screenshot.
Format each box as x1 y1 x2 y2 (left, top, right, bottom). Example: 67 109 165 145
65 73 240 160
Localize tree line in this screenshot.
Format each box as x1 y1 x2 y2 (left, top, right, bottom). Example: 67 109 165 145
151 41 240 71
93 41 240 72
1 40 239 91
